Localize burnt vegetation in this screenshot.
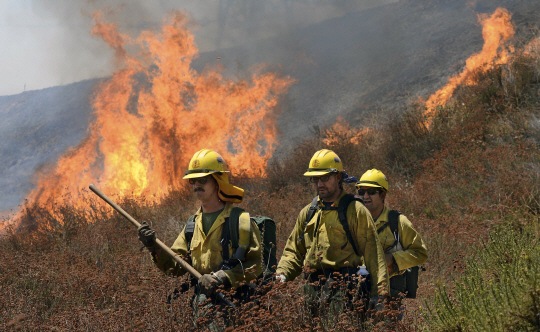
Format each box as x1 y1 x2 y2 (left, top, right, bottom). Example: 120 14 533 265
3 35 540 332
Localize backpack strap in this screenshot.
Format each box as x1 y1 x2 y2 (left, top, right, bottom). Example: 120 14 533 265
337 194 363 256
218 208 251 270
237 212 251 250
231 209 251 261
223 207 251 262
377 210 401 248
376 210 400 235
221 217 231 261
184 215 196 249
184 208 251 271
387 210 401 235
297 196 320 242
227 207 245 249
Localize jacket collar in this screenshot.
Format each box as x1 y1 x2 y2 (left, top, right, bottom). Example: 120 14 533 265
316 189 347 208
373 205 389 228
193 202 233 239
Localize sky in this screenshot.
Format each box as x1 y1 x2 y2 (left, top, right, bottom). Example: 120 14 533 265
0 0 395 96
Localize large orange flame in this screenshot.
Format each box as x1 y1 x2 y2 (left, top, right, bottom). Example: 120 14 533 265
15 10 292 224
424 8 515 122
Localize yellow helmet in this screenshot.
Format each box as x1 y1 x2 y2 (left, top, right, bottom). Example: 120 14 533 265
183 149 230 179
356 169 389 192
303 149 344 176
183 149 245 203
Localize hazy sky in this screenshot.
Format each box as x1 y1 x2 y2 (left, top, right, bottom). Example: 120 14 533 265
0 0 395 96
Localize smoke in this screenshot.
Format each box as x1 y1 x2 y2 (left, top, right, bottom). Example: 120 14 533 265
0 0 395 96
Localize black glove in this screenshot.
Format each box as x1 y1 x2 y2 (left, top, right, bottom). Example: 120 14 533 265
137 221 157 248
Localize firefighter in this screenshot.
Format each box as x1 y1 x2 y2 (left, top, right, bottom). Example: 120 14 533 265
356 169 428 300
276 149 389 313
137 149 262 317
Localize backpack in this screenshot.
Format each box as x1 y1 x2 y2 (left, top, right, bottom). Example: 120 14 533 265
184 207 277 280
377 210 420 299
297 194 363 256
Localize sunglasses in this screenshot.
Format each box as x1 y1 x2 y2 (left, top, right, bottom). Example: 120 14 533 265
309 174 334 183
357 188 381 196
188 177 209 185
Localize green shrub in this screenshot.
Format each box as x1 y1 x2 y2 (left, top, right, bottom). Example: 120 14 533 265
423 226 540 331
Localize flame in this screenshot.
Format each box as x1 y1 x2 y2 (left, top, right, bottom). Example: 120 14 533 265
322 117 371 146
14 10 292 225
318 8 516 150
424 8 515 122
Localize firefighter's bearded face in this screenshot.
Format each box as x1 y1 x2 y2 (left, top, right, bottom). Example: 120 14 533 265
191 175 219 202
312 172 342 200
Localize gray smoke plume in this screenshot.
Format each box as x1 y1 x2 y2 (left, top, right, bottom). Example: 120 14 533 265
0 0 394 96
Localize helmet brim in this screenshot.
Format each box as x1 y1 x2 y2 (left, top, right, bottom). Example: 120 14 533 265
356 182 384 189
304 170 334 177
182 171 229 180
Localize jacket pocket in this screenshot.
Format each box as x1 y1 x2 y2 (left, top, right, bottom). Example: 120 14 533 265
303 221 317 250
190 238 202 252
190 239 203 270
324 222 349 249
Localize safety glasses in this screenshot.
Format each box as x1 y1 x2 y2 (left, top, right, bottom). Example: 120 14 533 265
357 188 381 196
188 177 209 185
310 174 334 183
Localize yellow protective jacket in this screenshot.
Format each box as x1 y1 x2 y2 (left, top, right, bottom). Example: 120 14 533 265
374 206 428 277
276 191 389 296
152 202 263 287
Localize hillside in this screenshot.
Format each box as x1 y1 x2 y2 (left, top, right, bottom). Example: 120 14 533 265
2 0 540 212
2 1 540 330
0 79 99 212
195 0 540 140
2 25 540 330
